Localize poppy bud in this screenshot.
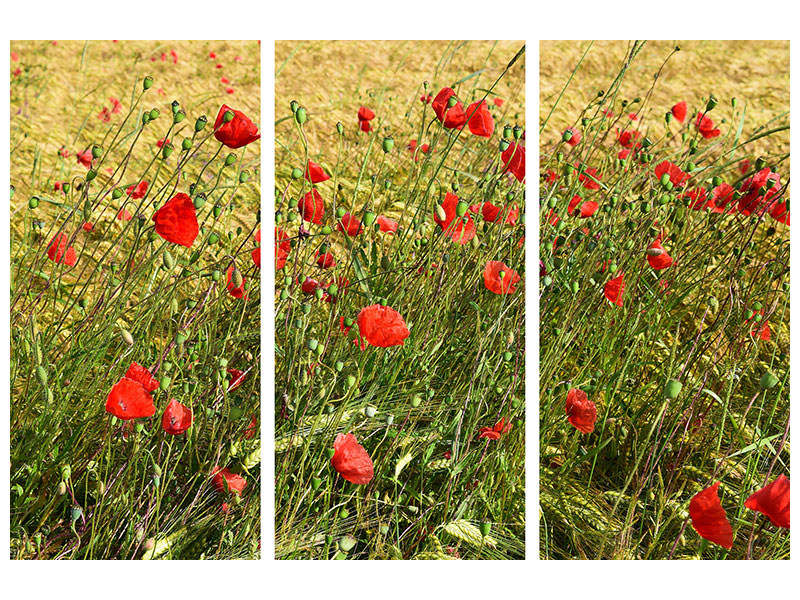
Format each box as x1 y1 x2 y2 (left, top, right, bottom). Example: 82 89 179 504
411 395 422 408
759 371 779 390
455 201 468 217
336 122 344 135
335 361 344 372
120 328 134 346
659 173 670 187
86 169 97 181
195 115 207 132
706 95 718 112
502 124 512 139
336 206 346 219
382 136 394 153
28 197 39 209
294 107 307 125
163 251 175 269
346 375 357 388
435 204 447 222
664 379 682 399
161 143 173 159
499 139 510 152
289 100 299 114
665 111 673 124
173 109 186 124
231 268 243 289
480 522 491 537
143 75 154 90
239 170 249 183
213 203 223 218
311 477 322 490
328 284 339 297
142 112 150 125
149 108 160 121
365 406 377 418
224 153 236 167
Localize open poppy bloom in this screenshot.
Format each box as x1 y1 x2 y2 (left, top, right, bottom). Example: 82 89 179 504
298 189 325 224
565 388 596 434
689 481 733 549
745 309 771 341
769 199 790 225
501 142 525 182
604 272 625 307
647 238 673 270
46 233 77 266
305 160 330 183
244 415 257 440
744 474 790 528
483 260 521 295
76 149 93 169
152 192 199 247
316 251 336 269
126 180 148 199
105 362 158 420
577 164 602 190
375 215 398 233
671 101 687 123
616 129 642 149
431 87 467 129
466 100 494 138
738 167 782 217
357 304 410 347
433 192 476 245
300 277 321 295
213 104 260 149
226 265 247 299
331 433 374 485
479 417 512 440
654 160 689 188
695 112 721 139
568 194 599 218
227 368 247 391
212 466 247 495
358 106 375 132
474 202 519 225
563 127 581 146
337 212 364 236
117 208 133 221
161 398 192 435
275 227 291 269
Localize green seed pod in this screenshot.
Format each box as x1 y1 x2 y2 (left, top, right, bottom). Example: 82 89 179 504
321 225 333 235
382 136 394 153
213 203 223 218
159 376 171 389
335 206 346 219
195 115 208 132
86 169 97 182
224 153 236 167
239 170 249 183
570 281 579 294
480 522 491 537
307 339 319 352
161 143 173 159
336 122 344 135
334 361 344 372
294 107 307 124
208 232 220 245
181 138 192 151
28 197 39 209
411 395 422 408
503 124 512 139
456 201 468 217
664 379 682 399
173 109 186 124
346 375 356 388
499 139 510 152
148 108 160 121
759 371 779 390
503 351 513 362
363 211 376 227
143 75 154 90
706 95 718 112
447 96 458 108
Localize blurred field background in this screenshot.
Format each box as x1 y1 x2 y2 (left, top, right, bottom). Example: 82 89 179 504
540 40 789 168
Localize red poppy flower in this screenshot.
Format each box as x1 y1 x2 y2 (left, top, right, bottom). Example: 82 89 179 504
161 398 192 435
208 51 216 59
466 100 494 138
156 138 170 148
331 433 374 485
563 127 581 146
483 260 521 295
125 362 159 392
745 310 771 341
126 180 148 200
654 160 689 188
479 417 512 440
568 195 599 218
710 184 736 213
618 149 631 160
227 368 247 391
225 88 235 94
170 49 178 64
337 212 364 236
376 215 398 233
738 159 751 175
689 481 733 549
671 101 687 123
744 474 790 528
215 63 223 69
493 98 504 107
357 304 410 347
358 106 375 122
738 168 781 216
109 97 122 114
695 112 721 139
298 189 325 224
305 160 330 184
152 192 199 247
431 87 467 129
105 363 158 420
275 227 291 269
433 192 476 245
53 181 64 192
617 129 642 149
604 272 625 307
577 164 602 190
316 252 336 269
301 277 321 295
76 149 93 169
407 139 432 162
501 142 525 183
212 466 247 495
244 415 257 440
46 233 77 266
475 202 519 225
226 265 247 299
82 222 93 232
769 199 790 225
420 94 433 104
565 388 596 434
11 51 19 62
213 104 260 149
339 316 353 335
251 246 261 268
323 275 349 303
647 238 673 270
359 119 372 133
98 107 111 122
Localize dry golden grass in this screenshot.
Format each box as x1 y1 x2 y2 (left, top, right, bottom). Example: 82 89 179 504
10 40 261 213
540 40 789 165
275 40 525 177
